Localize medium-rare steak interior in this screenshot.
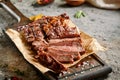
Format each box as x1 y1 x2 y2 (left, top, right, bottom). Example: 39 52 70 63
17 13 85 73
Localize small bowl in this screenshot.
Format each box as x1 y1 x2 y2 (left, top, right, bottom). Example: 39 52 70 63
37 0 54 5
66 0 85 6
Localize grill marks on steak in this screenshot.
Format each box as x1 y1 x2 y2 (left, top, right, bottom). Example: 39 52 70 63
42 13 80 39
17 13 85 73
18 20 45 43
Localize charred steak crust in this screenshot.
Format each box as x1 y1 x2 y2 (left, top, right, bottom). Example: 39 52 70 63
42 13 80 39
17 13 85 73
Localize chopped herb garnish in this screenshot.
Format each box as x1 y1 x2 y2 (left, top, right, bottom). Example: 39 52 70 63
74 11 86 18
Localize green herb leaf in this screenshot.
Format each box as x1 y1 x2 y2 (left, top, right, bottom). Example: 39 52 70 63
74 10 86 18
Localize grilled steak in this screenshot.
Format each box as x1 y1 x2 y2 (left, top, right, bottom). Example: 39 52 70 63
47 47 81 62
48 38 85 54
37 51 67 73
42 13 80 39
17 13 85 73
47 50 74 63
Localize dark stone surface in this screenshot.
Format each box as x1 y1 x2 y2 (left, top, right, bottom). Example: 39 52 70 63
0 0 120 80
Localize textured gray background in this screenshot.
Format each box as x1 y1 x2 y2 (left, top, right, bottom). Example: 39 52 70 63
0 0 120 80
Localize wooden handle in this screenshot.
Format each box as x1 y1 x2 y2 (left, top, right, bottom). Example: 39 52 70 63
0 0 30 22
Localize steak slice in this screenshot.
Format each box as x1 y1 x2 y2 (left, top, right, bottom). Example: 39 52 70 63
49 37 82 46
49 45 84 53
48 51 74 63
32 40 48 51
48 47 80 62
37 51 67 73
18 19 45 43
49 38 85 55
47 48 74 63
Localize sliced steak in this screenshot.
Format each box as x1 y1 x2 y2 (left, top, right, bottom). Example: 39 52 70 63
32 40 48 51
42 13 80 39
48 52 74 63
47 48 74 63
37 51 67 73
18 19 45 43
49 38 85 55
49 37 85 52
49 46 84 53
48 47 80 61
49 37 82 46
17 13 85 73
